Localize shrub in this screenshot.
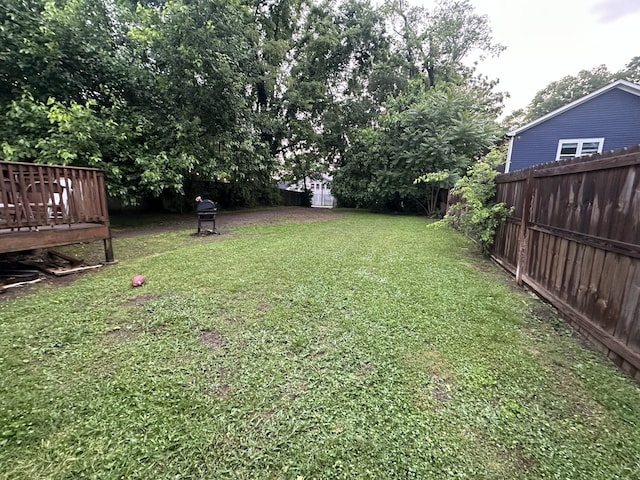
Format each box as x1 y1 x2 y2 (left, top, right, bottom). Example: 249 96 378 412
445 147 513 254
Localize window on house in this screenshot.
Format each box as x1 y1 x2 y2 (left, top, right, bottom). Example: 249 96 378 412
556 138 604 160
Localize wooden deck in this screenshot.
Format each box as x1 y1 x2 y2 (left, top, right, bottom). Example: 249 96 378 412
0 161 113 262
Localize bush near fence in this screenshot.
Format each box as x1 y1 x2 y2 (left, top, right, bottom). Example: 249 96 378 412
491 145 640 380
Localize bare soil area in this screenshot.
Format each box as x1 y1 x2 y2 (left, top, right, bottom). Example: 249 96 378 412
112 207 340 238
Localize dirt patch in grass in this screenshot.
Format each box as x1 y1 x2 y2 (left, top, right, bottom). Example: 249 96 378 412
529 301 560 324
284 382 309 400
124 293 160 306
407 347 456 382
526 300 580 341
211 367 233 398
431 377 452 404
407 348 455 408
101 321 166 346
200 330 225 349
463 261 493 273
102 327 139 345
356 361 375 382
514 449 539 473
215 383 232 398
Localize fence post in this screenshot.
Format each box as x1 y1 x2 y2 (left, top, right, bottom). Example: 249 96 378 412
516 170 535 285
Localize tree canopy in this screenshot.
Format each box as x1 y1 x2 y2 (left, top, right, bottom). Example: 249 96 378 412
332 81 499 213
0 0 506 209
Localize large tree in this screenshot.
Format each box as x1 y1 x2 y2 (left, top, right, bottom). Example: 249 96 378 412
384 0 504 87
332 79 499 213
1 0 268 205
1 0 506 209
331 0 505 213
279 0 392 187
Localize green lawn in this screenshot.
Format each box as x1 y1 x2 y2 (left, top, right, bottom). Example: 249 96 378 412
1 211 639 479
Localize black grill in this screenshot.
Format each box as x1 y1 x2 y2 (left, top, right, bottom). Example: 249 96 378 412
196 199 219 234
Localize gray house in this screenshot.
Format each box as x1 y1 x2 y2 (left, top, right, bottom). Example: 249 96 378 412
505 79 640 172
283 174 336 208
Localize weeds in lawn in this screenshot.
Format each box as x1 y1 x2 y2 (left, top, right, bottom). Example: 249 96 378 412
1 211 639 479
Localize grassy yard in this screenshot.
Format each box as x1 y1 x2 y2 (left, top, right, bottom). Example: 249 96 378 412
1 210 639 479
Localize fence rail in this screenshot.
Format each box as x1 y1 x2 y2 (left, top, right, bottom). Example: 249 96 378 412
492 146 640 380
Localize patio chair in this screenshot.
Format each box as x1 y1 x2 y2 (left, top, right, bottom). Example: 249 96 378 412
25 180 66 225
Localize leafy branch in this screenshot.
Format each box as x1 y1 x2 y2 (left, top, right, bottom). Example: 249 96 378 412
445 146 512 253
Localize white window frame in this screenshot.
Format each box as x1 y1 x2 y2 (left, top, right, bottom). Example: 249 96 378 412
555 138 604 161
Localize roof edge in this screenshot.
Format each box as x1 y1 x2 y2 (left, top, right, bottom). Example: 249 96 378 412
507 79 640 137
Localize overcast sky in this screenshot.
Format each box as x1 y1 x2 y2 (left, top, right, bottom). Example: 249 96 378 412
422 0 640 115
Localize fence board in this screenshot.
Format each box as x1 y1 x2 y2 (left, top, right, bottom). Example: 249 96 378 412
492 149 640 374
529 230 541 280
617 264 640 349
604 254 632 334
541 233 553 288
554 238 569 292
596 252 618 334
560 241 578 302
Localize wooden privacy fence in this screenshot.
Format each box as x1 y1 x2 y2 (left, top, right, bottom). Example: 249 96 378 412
492 146 640 380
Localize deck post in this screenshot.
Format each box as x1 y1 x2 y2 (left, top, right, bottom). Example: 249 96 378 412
103 233 115 264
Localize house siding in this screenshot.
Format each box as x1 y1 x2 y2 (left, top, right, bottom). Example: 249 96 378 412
508 88 640 172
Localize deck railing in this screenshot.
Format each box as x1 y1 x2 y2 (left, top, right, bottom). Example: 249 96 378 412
1 161 109 230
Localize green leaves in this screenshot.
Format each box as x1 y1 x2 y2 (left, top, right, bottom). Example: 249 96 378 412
0 0 506 208
2 94 99 165
445 145 512 253
333 80 499 213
